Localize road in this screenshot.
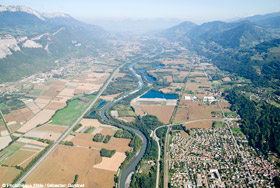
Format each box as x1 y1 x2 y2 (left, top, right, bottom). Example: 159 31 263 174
99 63 148 188
13 63 125 187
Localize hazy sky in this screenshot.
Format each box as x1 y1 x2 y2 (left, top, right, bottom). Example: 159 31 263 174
1 0 280 23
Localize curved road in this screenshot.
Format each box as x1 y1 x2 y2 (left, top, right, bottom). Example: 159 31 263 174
100 64 147 188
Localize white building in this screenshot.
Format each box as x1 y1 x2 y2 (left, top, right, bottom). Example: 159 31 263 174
203 96 216 103
184 96 192 100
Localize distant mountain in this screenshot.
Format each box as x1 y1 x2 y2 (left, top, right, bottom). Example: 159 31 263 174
207 21 269 48
160 21 197 40
162 19 274 49
237 12 280 29
0 5 107 82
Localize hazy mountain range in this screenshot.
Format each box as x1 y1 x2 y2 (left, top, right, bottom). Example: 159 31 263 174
0 4 279 83
0 5 108 82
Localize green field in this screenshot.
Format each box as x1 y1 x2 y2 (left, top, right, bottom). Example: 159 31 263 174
212 121 224 128
114 104 135 117
50 99 90 126
30 90 42 96
231 127 242 133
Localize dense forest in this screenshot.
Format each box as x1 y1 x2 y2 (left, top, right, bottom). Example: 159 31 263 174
130 115 165 188
191 39 280 88
226 89 280 155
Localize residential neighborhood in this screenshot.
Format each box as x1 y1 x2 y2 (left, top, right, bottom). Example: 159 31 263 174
169 127 280 187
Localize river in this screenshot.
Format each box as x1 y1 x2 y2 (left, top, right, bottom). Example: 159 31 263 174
99 64 147 188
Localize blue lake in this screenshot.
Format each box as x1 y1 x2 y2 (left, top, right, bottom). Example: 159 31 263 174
97 101 106 109
139 69 156 82
153 64 165 69
89 111 96 116
140 90 178 99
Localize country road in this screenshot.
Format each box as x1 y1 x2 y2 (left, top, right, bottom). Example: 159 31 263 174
13 63 126 187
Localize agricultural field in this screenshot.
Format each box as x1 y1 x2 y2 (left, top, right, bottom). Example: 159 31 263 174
132 97 177 124
138 105 175 124
49 98 91 126
0 166 20 185
26 145 104 187
0 61 111 135
112 104 136 117
23 124 68 141
0 138 48 184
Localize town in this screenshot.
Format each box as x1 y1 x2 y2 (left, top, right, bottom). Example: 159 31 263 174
169 127 280 187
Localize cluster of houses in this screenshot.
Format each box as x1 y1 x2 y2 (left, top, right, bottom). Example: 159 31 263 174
169 128 280 188
184 95 216 104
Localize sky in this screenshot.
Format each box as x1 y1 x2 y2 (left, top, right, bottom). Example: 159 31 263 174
1 0 280 23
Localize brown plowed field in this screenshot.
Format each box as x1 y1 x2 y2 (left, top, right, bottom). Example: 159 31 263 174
3 150 36 166
140 105 175 124
0 167 20 184
72 133 132 153
184 120 213 129
181 101 221 120
26 145 102 187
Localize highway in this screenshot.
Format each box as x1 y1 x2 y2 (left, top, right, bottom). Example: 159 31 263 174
13 63 125 187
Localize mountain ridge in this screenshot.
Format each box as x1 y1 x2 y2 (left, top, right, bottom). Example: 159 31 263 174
0 5 108 82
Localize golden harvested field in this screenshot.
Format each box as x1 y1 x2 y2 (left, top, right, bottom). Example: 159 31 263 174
118 117 136 123
34 85 49 91
160 87 174 93
184 120 213 129
101 129 117 136
20 108 34 120
36 124 67 132
93 152 126 171
3 114 17 125
45 101 67 110
3 150 36 166
72 133 132 153
26 145 102 187
11 109 26 124
174 108 189 122
100 93 121 101
0 166 20 184
115 72 126 78
35 98 51 109
42 85 64 98
140 105 175 124
76 83 102 92
17 109 56 133
0 136 12 150
19 152 40 168
57 88 75 98
79 118 116 129
24 130 63 141
181 101 222 120
0 126 6 132
132 105 145 116
87 168 116 188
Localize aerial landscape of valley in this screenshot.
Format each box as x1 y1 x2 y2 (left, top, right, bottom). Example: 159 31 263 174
0 0 280 188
